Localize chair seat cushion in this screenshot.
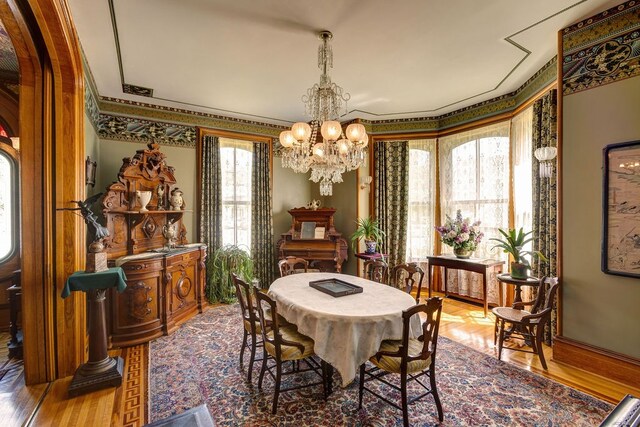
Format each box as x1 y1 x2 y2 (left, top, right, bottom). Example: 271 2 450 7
369 338 431 374
265 325 315 361
492 307 536 323
244 313 291 335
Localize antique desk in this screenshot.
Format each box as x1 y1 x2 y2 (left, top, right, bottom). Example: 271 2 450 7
426 255 504 317
277 207 347 272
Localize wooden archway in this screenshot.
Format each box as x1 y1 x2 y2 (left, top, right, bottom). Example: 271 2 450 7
0 0 86 384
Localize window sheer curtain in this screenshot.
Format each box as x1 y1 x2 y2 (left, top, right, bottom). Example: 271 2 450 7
512 107 534 302
438 122 510 303
251 141 276 288
406 139 437 272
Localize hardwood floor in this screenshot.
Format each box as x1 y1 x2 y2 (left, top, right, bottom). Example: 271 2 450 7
2 296 637 426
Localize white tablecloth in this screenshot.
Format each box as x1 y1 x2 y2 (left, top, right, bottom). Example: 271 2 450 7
268 272 421 386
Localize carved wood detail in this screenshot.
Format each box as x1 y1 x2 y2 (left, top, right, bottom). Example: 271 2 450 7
103 142 205 348
127 282 153 321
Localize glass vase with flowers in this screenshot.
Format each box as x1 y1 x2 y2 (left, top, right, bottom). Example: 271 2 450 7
435 210 484 259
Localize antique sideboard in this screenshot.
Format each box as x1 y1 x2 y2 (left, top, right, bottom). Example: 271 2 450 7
102 142 206 348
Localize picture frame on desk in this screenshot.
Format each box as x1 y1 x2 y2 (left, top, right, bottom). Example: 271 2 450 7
602 140 640 278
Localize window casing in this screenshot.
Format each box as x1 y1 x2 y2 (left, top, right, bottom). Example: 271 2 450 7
220 139 252 249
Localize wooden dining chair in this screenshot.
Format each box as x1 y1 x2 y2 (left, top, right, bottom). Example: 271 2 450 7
492 277 559 370
359 297 444 427
232 273 265 383
278 256 309 277
363 259 389 284
389 262 425 303
254 289 327 414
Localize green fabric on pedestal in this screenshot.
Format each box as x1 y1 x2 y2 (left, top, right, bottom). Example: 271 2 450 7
62 267 128 298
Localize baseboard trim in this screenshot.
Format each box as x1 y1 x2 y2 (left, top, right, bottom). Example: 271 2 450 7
553 335 640 389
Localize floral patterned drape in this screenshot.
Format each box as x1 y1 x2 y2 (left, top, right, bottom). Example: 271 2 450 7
200 135 222 298
374 140 409 271
200 135 222 255
531 89 558 345
251 142 276 288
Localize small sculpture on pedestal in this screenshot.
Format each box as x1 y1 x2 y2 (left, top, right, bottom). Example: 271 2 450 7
156 184 165 210
60 193 110 272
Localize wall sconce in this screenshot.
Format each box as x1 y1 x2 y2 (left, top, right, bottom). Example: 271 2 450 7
360 175 373 190
85 156 97 187
534 147 557 178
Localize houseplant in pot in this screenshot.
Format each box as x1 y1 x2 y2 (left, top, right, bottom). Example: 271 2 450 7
435 210 484 258
206 244 254 303
350 217 386 254
490 228 547 279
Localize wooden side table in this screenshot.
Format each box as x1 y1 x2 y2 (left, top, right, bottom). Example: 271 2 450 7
62 267 128 397
426 255 504 317
496 274 540 306
355 253 388 278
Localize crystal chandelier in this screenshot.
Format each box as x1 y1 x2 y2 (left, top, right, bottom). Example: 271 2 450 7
279 31 368 196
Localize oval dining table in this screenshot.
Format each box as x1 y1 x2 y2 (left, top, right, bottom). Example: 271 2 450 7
268 272 421 387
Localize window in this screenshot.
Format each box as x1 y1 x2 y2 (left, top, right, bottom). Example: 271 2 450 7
0 150 16 261
406 139 436 261
439 122 510 259
220 139 252 249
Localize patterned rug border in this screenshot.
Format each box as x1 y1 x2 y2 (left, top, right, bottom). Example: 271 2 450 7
149 303 612 426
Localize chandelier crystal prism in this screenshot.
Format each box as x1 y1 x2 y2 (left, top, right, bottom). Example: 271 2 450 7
279 31 368 196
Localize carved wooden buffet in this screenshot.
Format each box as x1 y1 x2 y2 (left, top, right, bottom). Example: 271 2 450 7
102 142 206 348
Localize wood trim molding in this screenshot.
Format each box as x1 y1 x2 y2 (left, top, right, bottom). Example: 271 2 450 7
556 29 564 336
553 335 640 389
1 0 87 384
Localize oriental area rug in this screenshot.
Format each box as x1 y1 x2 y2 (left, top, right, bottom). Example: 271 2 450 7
149 304 611 426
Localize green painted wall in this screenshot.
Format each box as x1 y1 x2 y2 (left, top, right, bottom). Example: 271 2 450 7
272 160 312 244
562 76 640 357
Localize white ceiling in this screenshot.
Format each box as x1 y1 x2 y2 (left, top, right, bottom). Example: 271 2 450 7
69 0 620 125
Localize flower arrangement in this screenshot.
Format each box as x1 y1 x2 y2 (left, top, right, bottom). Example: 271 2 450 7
435 210 484 255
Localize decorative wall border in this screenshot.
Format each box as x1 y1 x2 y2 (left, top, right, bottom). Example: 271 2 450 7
82 49 101 132
562 1 640 95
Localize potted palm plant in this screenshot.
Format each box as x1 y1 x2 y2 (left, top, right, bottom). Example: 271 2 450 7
490 228 547 279
350 217 386 254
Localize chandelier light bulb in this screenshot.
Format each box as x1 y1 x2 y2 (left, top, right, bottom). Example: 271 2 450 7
346 123 365 143
291 122 312 142
337 139 351 154
321 120 341 141
279 130 296 148
312 143 325 157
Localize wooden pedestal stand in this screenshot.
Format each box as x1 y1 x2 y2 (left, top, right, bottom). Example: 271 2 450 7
63 267 128 397
68 288 124 397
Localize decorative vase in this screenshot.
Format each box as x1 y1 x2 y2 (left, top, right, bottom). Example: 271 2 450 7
136 190 152 212
364 240 377 254
170 188 184 210
454 247 472 259
510 262 529 279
